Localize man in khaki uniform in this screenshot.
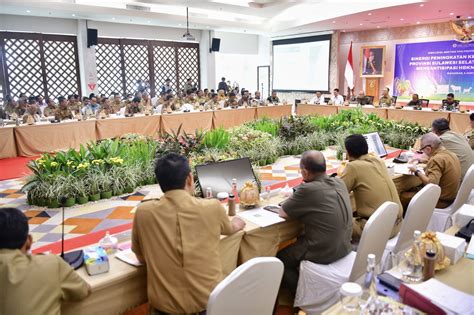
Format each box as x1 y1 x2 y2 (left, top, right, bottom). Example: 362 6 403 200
403 133 461 209
341 135 403 240
56 96 73 120
125 96 144 116
378 87 393 107
431 118 473 179
132 153 245 314
0 208 90 315
43 98 57 117
112 93 124 113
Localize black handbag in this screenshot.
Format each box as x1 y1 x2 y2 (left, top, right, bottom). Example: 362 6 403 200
455 219 474 242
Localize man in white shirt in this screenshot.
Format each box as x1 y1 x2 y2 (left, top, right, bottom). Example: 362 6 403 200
310 91 325 104
330 88 344 105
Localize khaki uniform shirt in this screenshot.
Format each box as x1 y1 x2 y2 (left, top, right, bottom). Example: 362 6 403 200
341 154 403 238
439 130 474 179
379 95 392 107
132 190 234 314
282 174 353 264
0 249 89 315
125 103 143 115
69 101 82 114
465 129 474 150
424 147 461 203
43 106 57 117
56 107 73 120
204 100 219 110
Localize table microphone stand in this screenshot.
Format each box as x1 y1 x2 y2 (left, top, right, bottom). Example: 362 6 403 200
60 196 84 270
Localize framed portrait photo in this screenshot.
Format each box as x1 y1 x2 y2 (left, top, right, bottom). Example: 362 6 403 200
360 46 385 77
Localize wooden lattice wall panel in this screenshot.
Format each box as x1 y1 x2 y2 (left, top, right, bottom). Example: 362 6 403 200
96 42 123 96
43 40 79 99
123 43 150 95
177 47 199 92
153 45 177 95
3 38 44 98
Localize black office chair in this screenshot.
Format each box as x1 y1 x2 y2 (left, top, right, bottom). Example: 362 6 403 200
324 97 330 104
420 99 430 107
366 96 374 105
391 96 397 105
342 95 347 101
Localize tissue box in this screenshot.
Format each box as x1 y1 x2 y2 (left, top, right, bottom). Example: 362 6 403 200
435 232 466 264
84 246 110 276
454 204 474 228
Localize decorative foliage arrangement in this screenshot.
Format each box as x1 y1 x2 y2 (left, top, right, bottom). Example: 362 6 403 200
23 109 429 207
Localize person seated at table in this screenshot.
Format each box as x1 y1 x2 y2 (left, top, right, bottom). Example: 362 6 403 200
267 90 280 104
329 88 344 105
36 95 47 115
355 90 370 105
18 92 27 103
238 90 251 107
141 92 152 109
27 96 41 116
3 95 17 116
442 93 459 111
132 153 245 314
276 150 352 296
341 135 403 240
224 92 239 108
111 93 124 113
96 98 114 117
14 99 28 117
22 104 41 124
81 96 100 117
205 93 220 110
406 93 421 107
217 89 226 101
344 89 357 105
160 78 173 95
160 94 176 114
125 96 143 116
310 91 325 104
185 90 197 104
55 96 73 121
0 207 90 315
184 78 195 93
196 90 207 104
400 133 461 210
43 98 58 117
67 94 82 114
431 118 473 180
465 113 474 150
378 87 393 107
203 88 210 99
254 90 262 101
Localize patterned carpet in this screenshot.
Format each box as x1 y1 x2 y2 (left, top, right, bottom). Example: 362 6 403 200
0 148 398 253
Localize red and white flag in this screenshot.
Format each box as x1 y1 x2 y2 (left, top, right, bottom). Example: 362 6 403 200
344 42 354 89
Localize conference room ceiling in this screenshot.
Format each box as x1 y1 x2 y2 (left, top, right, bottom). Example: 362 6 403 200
0 0 472 35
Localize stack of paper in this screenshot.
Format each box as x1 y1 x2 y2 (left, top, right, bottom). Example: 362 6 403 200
237 208 285 227
406 279 474 314
115 248 143 267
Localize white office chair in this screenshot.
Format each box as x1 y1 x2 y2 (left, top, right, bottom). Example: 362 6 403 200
207 257 283 315
381 184 441 272
427 165 474 232
294 202 399 314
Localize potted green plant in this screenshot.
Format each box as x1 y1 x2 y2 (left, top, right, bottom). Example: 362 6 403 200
87 170 101 201
98 172 113 199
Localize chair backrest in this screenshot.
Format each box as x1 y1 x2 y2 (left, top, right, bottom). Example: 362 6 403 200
450 165 474 212
391 96 398 105
393 184 441 254
207 257 283 315
366 96 374 105
420 99 430 107
349 202 399 281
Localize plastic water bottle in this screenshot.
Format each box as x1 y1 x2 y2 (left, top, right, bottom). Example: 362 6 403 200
360 254 381 314
403 230 423 282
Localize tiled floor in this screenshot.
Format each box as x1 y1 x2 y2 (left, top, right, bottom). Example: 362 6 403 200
0 148 391 251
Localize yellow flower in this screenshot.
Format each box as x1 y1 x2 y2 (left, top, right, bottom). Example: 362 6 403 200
66 161 74 166
92 159 104 165
51 162 58 167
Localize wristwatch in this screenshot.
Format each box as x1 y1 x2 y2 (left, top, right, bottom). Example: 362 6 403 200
414 170 420 177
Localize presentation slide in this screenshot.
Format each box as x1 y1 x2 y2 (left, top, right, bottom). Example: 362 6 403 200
273 36 331 92
394 40 474 101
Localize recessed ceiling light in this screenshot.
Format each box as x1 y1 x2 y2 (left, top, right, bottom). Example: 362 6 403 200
416 21 421 24
449 12 454 16
147 20 151 23
377 25 381 28
359 23 363 26
419 4 424 7
206 25 210 28
468 16 472 19
368 13 372 16
72 14 76 17
332 20 336 23
178 23 182 26
112 17 115 20
26 10 31 13
400 18 404 21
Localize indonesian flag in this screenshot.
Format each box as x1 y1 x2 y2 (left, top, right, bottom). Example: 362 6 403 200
344 42 354 89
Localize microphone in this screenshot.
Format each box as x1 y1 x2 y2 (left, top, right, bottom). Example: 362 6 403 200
60 196 84 270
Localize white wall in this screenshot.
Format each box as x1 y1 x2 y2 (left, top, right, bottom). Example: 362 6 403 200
213 31 260 92
0 14 77 34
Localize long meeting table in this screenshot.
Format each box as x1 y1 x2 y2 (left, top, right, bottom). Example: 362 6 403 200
1 104 471 159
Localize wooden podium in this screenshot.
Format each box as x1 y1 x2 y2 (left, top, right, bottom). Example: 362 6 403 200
365 78 380 105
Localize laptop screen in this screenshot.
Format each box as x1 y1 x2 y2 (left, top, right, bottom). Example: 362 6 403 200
195 158 258 197
363 132 388 157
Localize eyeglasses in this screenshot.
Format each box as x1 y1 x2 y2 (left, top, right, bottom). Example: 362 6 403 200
416 144 431 154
